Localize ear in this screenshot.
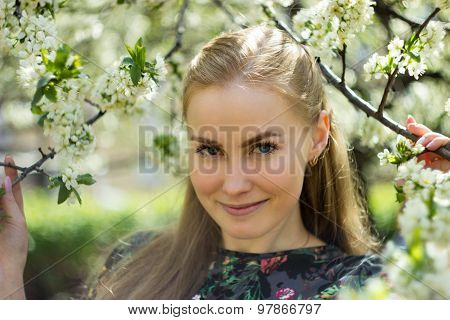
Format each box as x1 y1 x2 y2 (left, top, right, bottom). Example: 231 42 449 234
308 110 330 161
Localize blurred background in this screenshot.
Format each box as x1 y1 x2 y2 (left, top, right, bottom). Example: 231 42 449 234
0 0 448 299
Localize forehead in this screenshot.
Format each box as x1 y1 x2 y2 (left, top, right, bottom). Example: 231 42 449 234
186 83 304 135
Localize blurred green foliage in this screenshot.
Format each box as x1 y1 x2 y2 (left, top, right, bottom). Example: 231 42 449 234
22 184 183 299
368 182 401 241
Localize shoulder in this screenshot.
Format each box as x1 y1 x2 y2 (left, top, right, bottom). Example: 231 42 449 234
310 251 385 300
331 253 385 289
83 229 160 299
103 230 159 271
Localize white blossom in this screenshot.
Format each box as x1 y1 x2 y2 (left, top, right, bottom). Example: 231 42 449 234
363 52 389 80
377 148 390 165
364 21 446 81
61 165 80 191
387 36 404 59
154 53 168 83
92 55 165 116
293 0 375 53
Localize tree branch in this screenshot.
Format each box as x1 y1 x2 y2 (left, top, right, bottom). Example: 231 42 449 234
211 0 248 29
340 44 347 84
164 0 190 60
261 4 450 161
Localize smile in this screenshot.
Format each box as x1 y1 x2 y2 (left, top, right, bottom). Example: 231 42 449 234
220 199 269 216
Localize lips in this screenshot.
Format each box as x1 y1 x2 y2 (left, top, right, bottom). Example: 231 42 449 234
220 199 269 216
225 199 268 208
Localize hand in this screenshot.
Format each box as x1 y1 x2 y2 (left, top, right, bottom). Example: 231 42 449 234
0 155 27 299
406 115 450 172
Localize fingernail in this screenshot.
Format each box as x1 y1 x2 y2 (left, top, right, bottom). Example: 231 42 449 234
5 176 12 193
426 140 436 149
417 137 425 145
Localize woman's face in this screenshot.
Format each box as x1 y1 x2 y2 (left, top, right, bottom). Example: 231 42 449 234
186 82 329 251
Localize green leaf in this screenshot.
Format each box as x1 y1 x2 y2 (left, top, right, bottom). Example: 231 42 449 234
409 52 421 62
38 73 55 89
31 87 44 107
31 104 44 115
138 46 146 69
37 112 49 127
405 33 416 51
0 187 5 197
32 73 56 107
153 134 178 157
72 188 82 205
130 63 142 86
135 37 145 69
76 173 96 185
395 191 405 203
121 57 134 66
44 84 57 102
125 44 136 61
41 48 49 65
57 184 72 204
48 176 63 189
54 45 71 71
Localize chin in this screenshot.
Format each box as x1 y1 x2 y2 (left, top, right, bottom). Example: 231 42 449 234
222 224 265 240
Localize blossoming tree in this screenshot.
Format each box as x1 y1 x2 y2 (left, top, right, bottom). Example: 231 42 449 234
0 0 449 299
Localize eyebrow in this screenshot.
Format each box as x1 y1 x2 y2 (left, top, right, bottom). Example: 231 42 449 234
189 130 282 148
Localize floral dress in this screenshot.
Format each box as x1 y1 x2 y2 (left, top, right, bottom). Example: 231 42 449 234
85 231 385 300
191 244 384 300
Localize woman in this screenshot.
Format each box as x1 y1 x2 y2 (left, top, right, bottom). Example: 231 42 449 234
1 25 449 300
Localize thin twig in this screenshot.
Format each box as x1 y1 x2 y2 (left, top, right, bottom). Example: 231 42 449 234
340 44 347 84
9 148 56 186
84 98 100 108
164 0 190 60
86 110 106 125
377 8 440 116
212 0 248 29
374 0 449 31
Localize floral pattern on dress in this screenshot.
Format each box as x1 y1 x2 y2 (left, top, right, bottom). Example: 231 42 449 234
192 244 385 300
83 231 385 300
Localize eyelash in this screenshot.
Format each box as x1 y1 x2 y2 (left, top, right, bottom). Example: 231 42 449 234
195 139 280 157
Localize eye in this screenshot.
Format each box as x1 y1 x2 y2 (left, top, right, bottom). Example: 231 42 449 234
251 140 279 155
195 143 222 157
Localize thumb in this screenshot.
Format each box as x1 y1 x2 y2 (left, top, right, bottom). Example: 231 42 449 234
1 176 23 223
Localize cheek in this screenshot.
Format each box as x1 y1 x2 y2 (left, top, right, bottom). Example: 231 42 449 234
258 150 305 203
190 170 222 200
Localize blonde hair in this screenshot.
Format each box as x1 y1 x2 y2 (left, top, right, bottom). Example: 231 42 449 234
93 24 381 300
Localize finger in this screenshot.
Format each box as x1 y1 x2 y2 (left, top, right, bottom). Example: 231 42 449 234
425 136 450 151
416 132 442 147
3 155 24 213
406 122 432 137
0 176 24 224
406 115 415 125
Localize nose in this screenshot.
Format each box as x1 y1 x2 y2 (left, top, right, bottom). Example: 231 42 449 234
221 157 252 197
